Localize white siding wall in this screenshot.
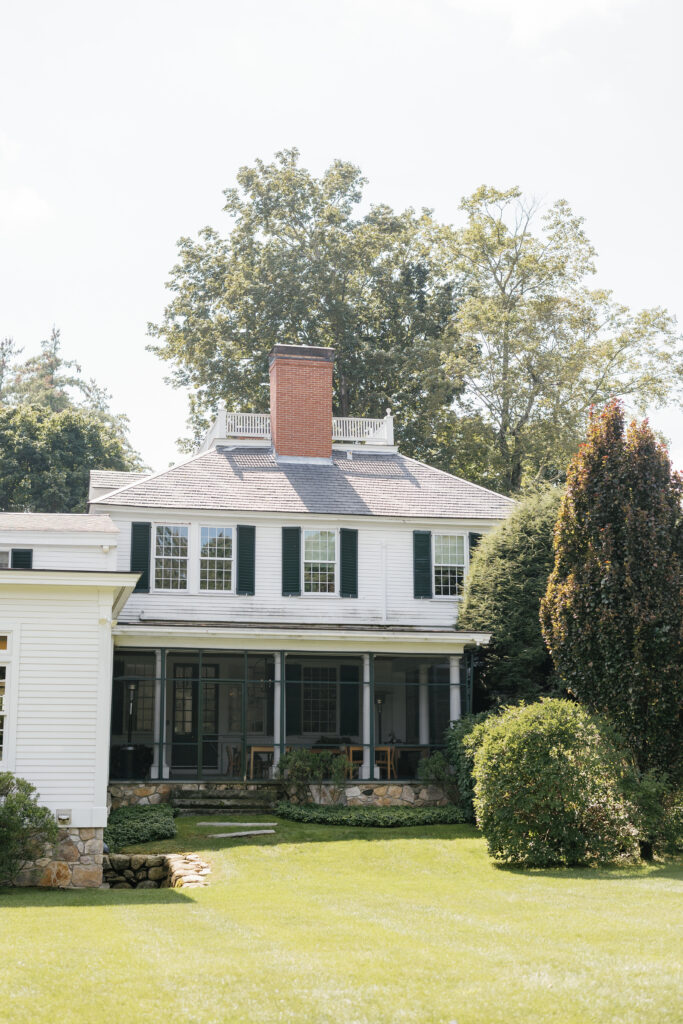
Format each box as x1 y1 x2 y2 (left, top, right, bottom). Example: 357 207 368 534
110 510 496 628
0 536 117 572
0 585 112 827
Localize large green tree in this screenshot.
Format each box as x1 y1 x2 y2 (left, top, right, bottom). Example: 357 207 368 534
445 187 681 492
0 329 143 512
149 148 460 456
540 401 682 777
458 487 563 704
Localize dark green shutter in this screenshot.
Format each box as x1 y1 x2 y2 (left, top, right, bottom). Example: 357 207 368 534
285 662 302 736
130 522 151 592
468 532 483 557
413 530 432 598
339 528 358 598
282 527 301 596
339 664 360 735
236 525 255 595
11 548 33 569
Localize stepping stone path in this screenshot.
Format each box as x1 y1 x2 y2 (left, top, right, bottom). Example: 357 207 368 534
208 830 276 838
197 821 278 827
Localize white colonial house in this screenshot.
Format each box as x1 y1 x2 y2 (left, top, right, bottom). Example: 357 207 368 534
0 345 512 886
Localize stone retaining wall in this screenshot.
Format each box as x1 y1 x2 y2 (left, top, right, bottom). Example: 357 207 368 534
300 782 449 806
108 783 172 810
103 852 210 889
13 827 104 888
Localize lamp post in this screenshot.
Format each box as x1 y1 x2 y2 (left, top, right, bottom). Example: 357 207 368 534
121 681 137 779
375 696 383 745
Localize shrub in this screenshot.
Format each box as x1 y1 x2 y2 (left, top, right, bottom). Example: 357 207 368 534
465 699 638 866
104 803 176 852
458 488 563 704
0 772 59 885
442 712 492 821
277 748 350 803
621 769 683 858
416 751 457 801
275 802 466 827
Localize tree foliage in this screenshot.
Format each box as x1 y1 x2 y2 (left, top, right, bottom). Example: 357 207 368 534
445 187 681 492
465 700 638 867
0 329 143 512
149 148 460 459
540 401 682 776
458 488 563 703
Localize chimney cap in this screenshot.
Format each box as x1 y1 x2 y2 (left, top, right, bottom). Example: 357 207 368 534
269 344 335 365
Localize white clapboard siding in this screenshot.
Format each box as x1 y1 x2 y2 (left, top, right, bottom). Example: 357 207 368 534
31 544 117 571
110 511 491 628
0 586 112 826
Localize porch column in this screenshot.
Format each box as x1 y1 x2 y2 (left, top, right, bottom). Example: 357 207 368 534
418 664 430 746
450 655 462 722
152 649 162 778
273 654 282 770
361 653 371 780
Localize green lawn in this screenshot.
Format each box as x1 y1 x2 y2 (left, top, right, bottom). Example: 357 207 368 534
1 816 680 1024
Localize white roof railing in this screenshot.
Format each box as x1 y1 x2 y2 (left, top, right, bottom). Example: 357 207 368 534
200 404 394 450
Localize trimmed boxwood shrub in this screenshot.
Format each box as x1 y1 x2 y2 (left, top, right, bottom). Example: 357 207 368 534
0 772 59 885
275 802 466 827
465 699 639 866
442 712 492 821
104 803 176 852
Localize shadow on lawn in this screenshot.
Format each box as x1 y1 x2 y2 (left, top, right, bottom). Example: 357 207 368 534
493 859 683 881
0 887 195 906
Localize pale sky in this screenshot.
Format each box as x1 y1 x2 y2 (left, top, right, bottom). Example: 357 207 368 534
1 0 681 471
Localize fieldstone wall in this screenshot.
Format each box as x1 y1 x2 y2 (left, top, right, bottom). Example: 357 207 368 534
296 782 449 806
108 782 172 810
103 852 210 889
13 827 104 888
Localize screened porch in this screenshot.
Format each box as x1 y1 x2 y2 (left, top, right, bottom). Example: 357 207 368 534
109 648 472 783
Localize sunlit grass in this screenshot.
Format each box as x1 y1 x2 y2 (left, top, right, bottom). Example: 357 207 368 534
1 815 680 1024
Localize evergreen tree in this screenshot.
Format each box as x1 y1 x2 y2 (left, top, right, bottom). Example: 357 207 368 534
459 488 562 704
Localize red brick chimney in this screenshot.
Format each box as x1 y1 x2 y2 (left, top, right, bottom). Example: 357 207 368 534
269 344 335 460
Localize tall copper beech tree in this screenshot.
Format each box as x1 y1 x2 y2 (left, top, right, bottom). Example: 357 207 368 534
540 401 682 777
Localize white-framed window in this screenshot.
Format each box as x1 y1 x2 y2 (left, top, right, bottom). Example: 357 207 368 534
303 529 336 594
154 524 189 591
0 551 8 569
0 631 11 763
433 534 466 597
200 526 234 592
302 665 338 733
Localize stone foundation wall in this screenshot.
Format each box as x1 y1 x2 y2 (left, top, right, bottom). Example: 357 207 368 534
108 783 172 810
103 852 210 889
14 827 104 888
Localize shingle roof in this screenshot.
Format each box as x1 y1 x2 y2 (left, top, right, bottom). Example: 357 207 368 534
92 447 513 520
90 471 149 488
0 513 119 534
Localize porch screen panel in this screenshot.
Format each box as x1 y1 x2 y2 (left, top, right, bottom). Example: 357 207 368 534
339 663 360 735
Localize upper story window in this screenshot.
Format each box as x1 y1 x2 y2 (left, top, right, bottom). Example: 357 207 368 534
200 526 233 592
434 534 465 597
303 529 336 594
0 552 8 570
154 525 188 591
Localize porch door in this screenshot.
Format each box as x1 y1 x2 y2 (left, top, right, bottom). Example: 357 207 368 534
171 663 219 771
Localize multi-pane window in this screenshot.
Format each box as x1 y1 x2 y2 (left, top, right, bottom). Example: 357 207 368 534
434 534 466 596
154 525 188 590
200 527 233 591
302 666 337 732
303 530 336 594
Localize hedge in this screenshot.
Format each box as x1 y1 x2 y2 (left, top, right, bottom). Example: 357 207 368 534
104 803 177 852
275 802 466 827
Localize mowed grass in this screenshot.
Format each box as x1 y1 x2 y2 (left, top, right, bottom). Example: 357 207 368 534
1 816 681 1024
